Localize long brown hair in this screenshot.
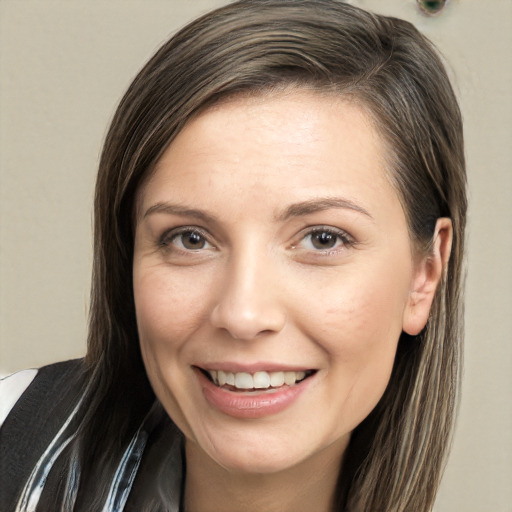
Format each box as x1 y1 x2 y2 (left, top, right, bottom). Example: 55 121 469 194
83 1 466 509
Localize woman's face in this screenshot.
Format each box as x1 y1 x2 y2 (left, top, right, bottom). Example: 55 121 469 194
133 90 430 475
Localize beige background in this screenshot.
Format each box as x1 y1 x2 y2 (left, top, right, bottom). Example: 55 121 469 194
1 1 511 510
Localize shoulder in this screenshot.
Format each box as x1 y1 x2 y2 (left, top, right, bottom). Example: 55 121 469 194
0 359 85 428
0 359 86 509
0 368 38 428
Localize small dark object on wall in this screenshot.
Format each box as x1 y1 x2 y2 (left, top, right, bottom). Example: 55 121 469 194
417 0 447 15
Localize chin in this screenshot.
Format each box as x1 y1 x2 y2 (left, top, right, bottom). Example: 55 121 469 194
189 420 347 477
207 443 307 475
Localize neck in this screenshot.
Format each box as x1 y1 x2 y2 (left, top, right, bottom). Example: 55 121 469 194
184 438 347 512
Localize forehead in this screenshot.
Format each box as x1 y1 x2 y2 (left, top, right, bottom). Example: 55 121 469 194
137 89 402 227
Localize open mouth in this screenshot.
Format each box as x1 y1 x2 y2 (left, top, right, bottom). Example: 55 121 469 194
198 368 316 392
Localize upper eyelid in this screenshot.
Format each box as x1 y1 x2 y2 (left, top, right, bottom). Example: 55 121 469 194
172 226 207 234
160 226 212 245
299 225 354 241
158 224 354 248
287 225 355 253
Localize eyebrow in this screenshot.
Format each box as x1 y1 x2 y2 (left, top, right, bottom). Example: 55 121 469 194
143 202 219 223
142 197 373 224
276 197 373 221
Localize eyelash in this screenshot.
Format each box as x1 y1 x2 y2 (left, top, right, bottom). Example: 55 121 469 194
293 226 355 255
158 225 355 257
159 227 214 253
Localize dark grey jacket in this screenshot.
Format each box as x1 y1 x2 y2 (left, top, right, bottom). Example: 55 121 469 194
0 360 184 512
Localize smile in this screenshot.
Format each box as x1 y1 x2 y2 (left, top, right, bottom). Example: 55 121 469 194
204 369 314 391
197 367 317 418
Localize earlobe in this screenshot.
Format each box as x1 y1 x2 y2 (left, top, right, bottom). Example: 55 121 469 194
402 218 453 335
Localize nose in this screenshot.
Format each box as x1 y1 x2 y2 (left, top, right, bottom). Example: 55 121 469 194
210 250 287 340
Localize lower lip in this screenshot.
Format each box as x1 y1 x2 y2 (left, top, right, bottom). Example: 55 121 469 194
197 370 313 419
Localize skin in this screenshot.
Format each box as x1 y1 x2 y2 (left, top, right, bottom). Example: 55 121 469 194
133 89 452 512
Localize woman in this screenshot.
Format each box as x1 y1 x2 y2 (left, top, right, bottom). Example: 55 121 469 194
0 0 466 510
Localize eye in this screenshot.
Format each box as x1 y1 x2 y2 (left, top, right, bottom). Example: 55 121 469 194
308 230 340 250
298 227 354 253
161 228 214 251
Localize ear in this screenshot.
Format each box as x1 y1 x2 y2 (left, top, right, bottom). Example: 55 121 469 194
402 218 453 336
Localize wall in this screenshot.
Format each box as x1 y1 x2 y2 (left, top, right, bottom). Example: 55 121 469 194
1 1 511 510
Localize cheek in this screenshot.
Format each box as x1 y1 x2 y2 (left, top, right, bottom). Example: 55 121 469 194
302 270 409 422
134 269 211 345
308 268 409 349
133 268 211 405
133 268 211 436
329 287 402 376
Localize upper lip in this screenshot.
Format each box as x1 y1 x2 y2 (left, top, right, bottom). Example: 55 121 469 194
194 362 316 373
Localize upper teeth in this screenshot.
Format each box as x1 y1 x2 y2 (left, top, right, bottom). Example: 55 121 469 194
207 370 308 390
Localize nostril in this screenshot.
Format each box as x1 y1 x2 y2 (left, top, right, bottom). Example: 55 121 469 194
256 329 275 337
210 300 286 341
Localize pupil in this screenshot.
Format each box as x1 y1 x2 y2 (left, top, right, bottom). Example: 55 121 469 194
312 231 336 249
183 232 204 249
